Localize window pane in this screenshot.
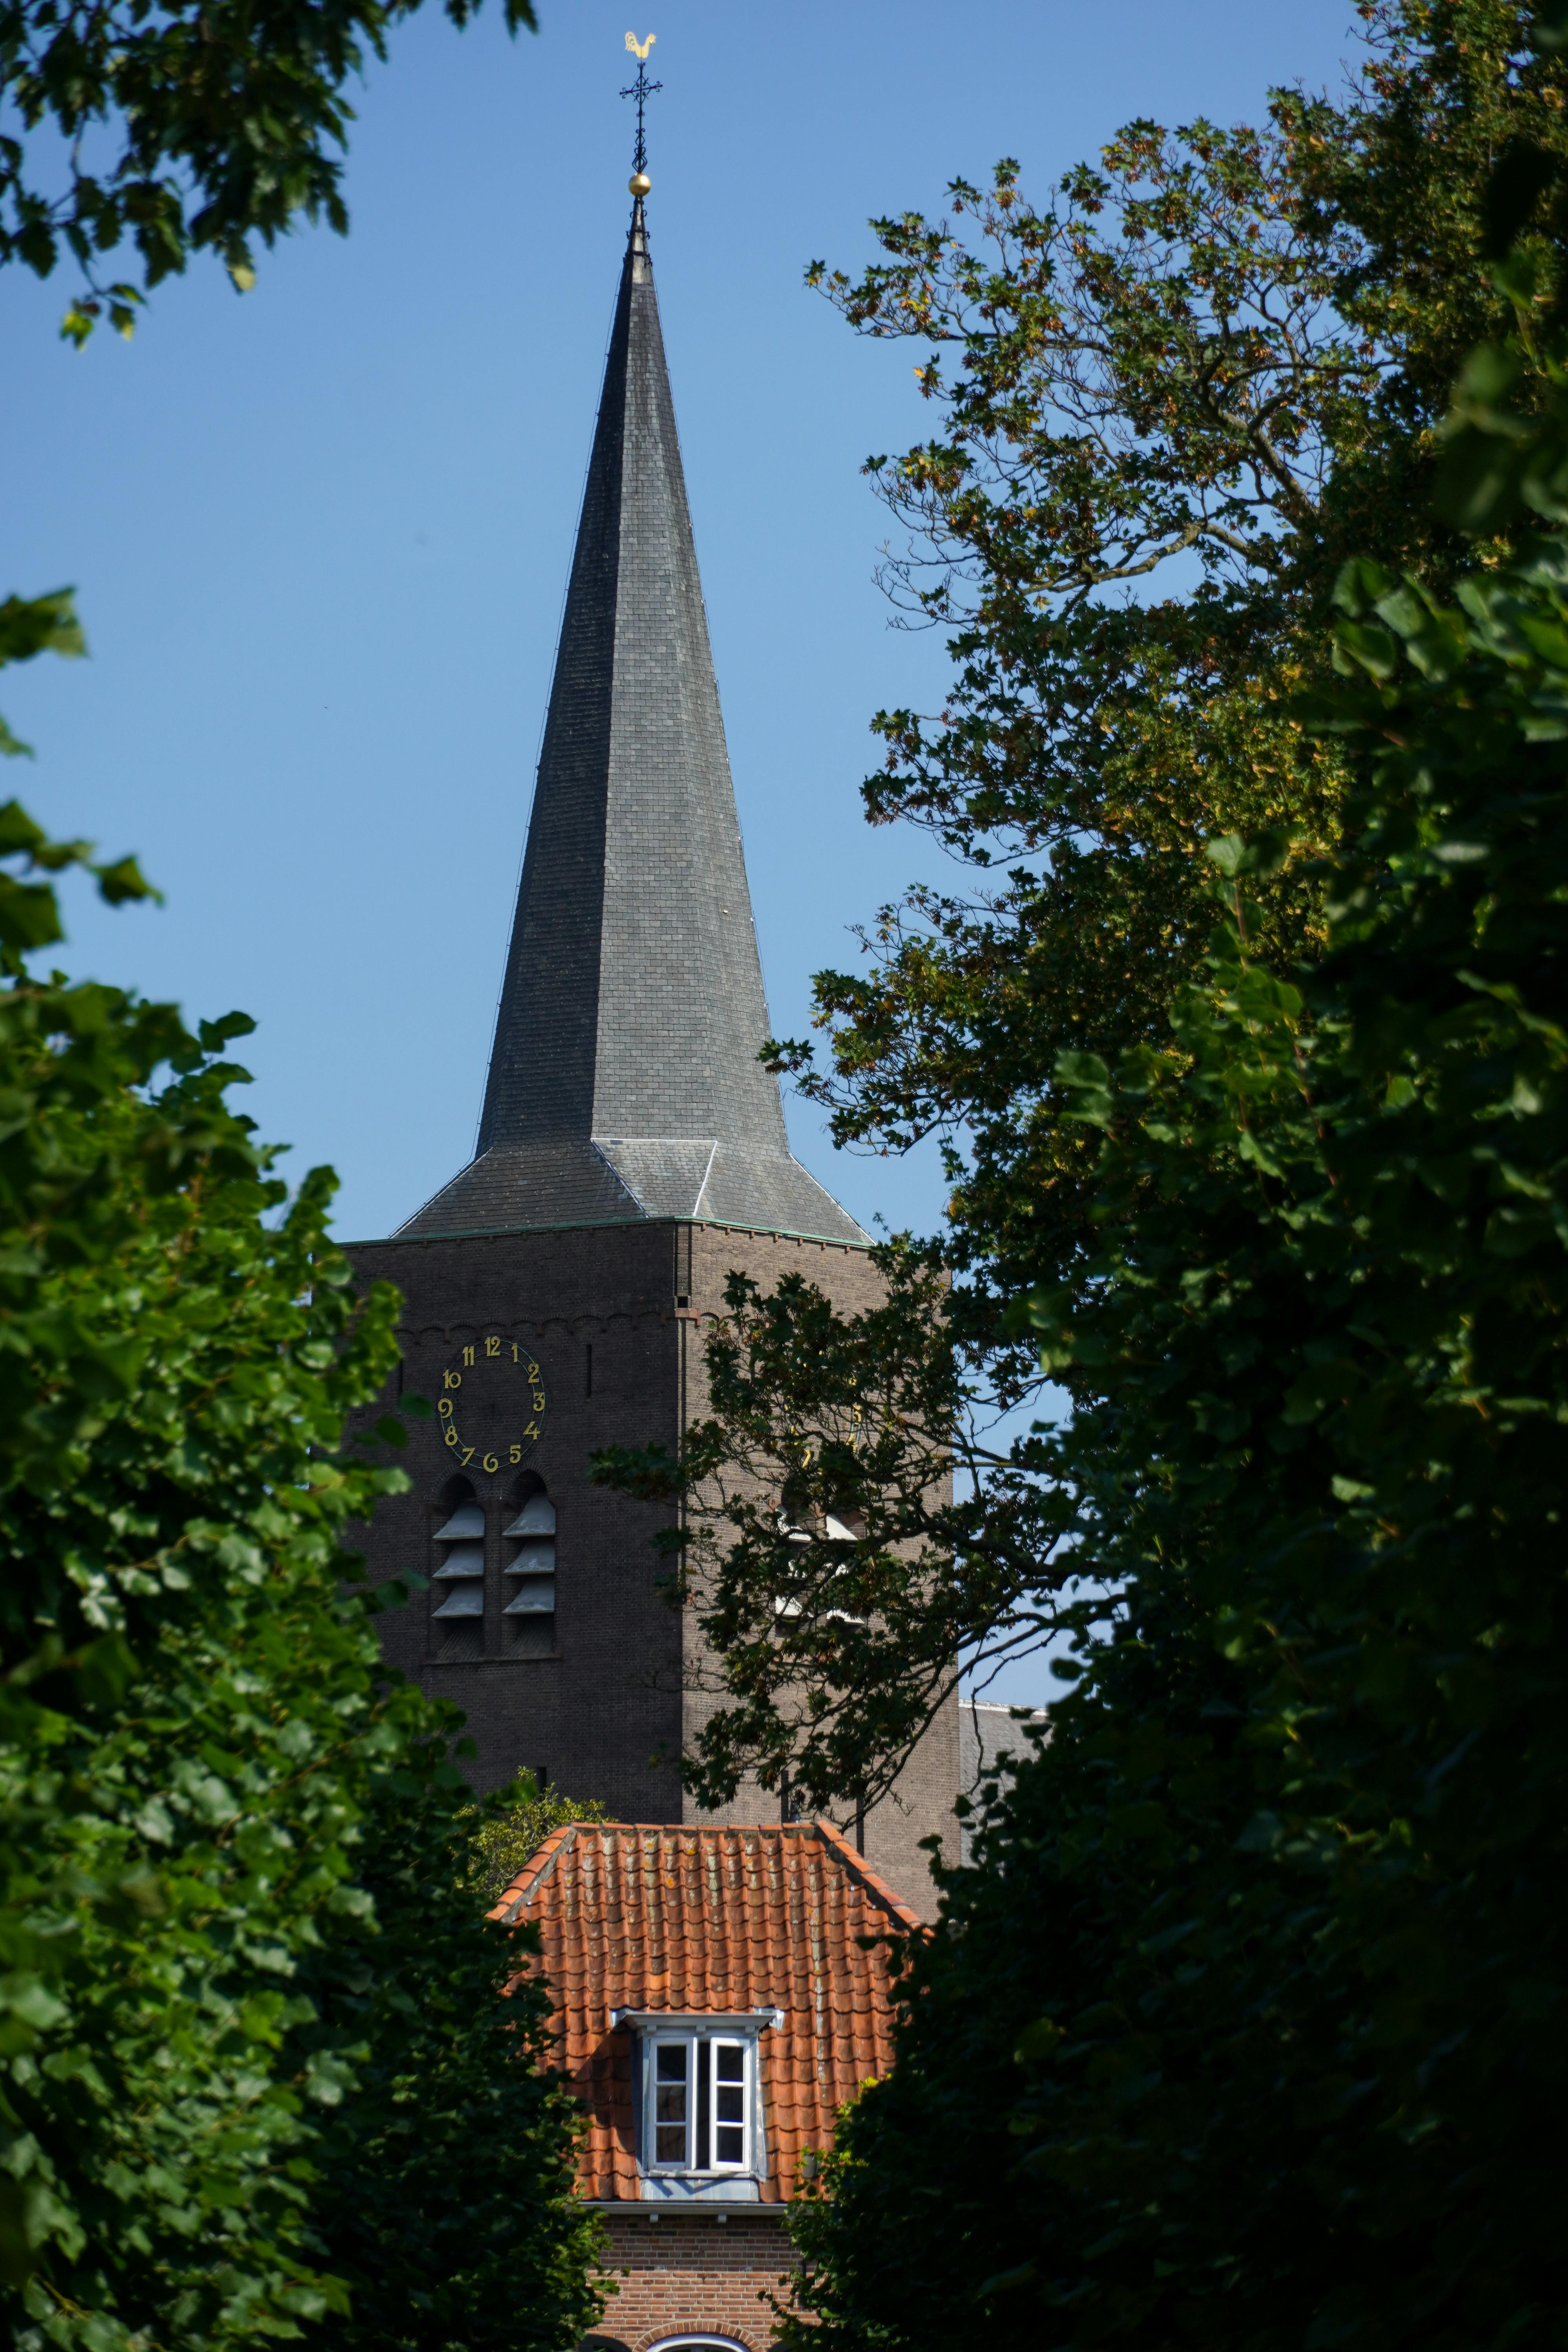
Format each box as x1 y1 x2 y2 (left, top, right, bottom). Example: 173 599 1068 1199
711 2042 747 2167
653 2043 688 2167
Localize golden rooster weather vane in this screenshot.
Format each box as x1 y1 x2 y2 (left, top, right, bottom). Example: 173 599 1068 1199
621 32 661 194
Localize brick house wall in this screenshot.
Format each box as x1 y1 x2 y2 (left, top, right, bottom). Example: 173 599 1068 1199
589 2211 798 2352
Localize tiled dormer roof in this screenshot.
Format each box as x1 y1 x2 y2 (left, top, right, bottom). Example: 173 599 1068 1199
489 1820 921 2202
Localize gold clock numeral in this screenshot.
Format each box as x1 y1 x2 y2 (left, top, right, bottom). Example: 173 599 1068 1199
438 1332 546 1473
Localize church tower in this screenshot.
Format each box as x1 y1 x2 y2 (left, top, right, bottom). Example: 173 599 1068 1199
348 185 958 1903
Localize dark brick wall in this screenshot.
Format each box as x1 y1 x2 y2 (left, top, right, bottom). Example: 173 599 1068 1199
592 2209 796 2352
347 1217 958 1912
348 1220 686 1822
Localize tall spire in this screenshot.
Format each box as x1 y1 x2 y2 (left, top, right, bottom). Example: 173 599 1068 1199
397 188 865 1246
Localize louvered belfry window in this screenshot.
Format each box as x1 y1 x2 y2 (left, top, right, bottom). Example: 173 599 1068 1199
502 1489 555 1618
432 1493 485 1619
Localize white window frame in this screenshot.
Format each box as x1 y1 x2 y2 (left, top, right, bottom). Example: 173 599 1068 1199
644 2032 752 2175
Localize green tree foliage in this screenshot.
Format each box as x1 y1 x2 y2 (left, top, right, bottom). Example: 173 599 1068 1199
594 1253 1074 1813
292 1755 602 2352
0 618 600 2349
0 0 537 341
596 0 1568 1817
463 1772 609 1909
0 593 84 756
785 3 1568 1301
783 404 1568 2347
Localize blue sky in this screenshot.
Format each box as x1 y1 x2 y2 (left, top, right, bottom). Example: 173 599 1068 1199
7 0 1368 1244
7 0 1367 1697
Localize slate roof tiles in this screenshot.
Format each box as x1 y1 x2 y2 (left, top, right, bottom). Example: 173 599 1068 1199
395 197 865 1250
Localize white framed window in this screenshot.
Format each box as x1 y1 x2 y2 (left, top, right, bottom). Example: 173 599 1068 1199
646 2034 751 2174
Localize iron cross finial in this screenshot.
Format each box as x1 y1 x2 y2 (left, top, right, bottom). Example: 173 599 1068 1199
621 32 662 182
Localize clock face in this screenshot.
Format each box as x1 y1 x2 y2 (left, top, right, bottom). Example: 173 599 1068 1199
436 1334 548 1484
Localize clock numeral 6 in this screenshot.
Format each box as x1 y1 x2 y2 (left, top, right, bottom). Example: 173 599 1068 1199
482 1452 500 1473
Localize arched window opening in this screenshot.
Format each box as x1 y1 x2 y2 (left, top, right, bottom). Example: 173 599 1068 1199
432 1478 484 1627
647 2338 754 2352
502 1477 555 1653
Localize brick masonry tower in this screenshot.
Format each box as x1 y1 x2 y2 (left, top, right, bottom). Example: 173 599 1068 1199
347 193 958 1905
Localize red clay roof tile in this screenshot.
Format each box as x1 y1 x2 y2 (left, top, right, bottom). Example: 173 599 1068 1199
489 1821 918 2203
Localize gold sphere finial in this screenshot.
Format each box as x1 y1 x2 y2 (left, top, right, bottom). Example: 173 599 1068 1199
629 169 652 196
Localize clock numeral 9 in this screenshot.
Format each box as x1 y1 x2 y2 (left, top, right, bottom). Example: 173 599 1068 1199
437 1397 454 1418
